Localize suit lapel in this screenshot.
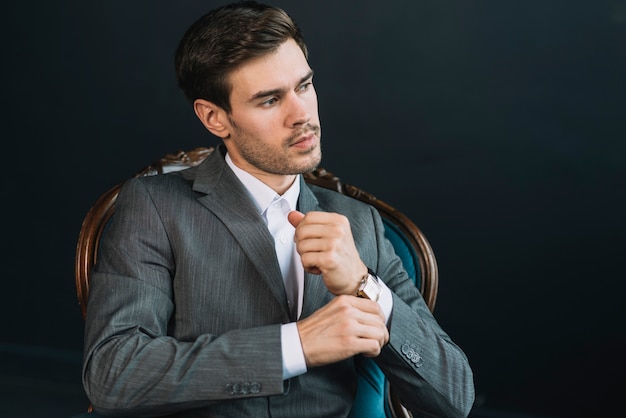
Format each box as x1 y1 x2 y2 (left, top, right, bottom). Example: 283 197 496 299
190 146 289 314
296 178 333 318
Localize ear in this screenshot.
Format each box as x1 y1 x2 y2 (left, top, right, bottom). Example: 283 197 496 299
193 99 231 139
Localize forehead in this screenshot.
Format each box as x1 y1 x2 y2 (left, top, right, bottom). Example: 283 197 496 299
228 39 311 100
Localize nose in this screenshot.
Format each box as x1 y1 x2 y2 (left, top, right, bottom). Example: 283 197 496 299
285 92 311 128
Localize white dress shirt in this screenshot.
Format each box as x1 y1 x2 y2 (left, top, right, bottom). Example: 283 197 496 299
225 153 392 380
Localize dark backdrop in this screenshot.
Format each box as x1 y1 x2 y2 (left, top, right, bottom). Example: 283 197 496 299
4 1 625 417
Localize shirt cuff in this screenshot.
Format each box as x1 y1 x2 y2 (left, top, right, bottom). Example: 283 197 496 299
281 322 307 380
377 279 393 325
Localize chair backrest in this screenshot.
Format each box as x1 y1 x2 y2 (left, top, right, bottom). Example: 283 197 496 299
74 146 438 418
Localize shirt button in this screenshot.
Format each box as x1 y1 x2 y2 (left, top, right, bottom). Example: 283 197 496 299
279 235 287 243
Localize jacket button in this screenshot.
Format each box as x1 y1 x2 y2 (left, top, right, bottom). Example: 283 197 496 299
226 383 235 395
250 382 262 394
401 343 424 367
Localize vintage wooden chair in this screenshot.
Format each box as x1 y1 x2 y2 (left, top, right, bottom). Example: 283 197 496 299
74 147 438 418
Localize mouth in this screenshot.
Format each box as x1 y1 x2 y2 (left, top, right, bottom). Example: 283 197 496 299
289 124 321 149
291 133 318 149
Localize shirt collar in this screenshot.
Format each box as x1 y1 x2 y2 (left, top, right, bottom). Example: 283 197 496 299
225 152 300 215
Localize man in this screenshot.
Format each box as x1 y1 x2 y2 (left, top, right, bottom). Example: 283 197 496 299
82 2 475 417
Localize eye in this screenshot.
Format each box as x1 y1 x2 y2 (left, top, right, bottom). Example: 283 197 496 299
261 97 278 107
298 81 312 92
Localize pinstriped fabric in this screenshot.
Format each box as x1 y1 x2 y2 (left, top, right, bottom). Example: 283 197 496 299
83 145 474 417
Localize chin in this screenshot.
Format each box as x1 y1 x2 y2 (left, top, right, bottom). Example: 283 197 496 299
303 151 322 172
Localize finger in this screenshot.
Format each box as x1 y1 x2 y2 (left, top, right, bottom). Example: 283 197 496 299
288 210 305 228
353 319 389 357
356 298 388 319
304 265 322 275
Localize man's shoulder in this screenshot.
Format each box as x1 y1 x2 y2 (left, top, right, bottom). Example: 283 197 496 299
307 183 373 214
119 166 199 201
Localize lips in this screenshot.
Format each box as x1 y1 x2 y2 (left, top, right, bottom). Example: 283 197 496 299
290 124 320 148
289 136 315 152
293 133 316 146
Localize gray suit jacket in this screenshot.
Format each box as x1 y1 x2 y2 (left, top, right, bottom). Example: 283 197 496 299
83 146 474 417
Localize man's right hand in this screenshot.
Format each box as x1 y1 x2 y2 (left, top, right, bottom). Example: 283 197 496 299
296 295 389 367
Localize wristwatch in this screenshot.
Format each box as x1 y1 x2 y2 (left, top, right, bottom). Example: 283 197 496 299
356 268 382 301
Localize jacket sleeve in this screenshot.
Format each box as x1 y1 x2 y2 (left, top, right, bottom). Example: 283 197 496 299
362 205 475 418
82 178 286 417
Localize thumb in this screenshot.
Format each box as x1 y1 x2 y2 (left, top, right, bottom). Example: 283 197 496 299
288 210 305 228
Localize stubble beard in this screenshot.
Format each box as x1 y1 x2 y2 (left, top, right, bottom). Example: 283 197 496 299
233 122 322 175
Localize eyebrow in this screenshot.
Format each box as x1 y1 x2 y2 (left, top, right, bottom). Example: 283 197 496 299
248 70 315 103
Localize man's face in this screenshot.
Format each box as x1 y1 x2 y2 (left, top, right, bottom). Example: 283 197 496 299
223 38 321 179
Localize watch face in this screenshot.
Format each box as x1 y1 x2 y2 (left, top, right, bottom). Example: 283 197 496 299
360 274 382 301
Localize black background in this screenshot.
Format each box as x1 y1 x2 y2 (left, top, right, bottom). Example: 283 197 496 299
4 1 626 417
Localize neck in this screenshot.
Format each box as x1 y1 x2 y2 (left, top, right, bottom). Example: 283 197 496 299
254 173 297 195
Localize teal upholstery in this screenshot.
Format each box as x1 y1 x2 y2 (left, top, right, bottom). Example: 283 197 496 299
348 217 421 418
381 218 420 287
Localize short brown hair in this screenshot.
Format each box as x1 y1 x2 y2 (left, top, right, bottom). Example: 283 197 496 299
175 1 308 113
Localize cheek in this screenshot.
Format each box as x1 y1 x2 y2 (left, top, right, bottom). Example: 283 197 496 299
305 94 319 117
308 87 318 104
232 111 273 135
